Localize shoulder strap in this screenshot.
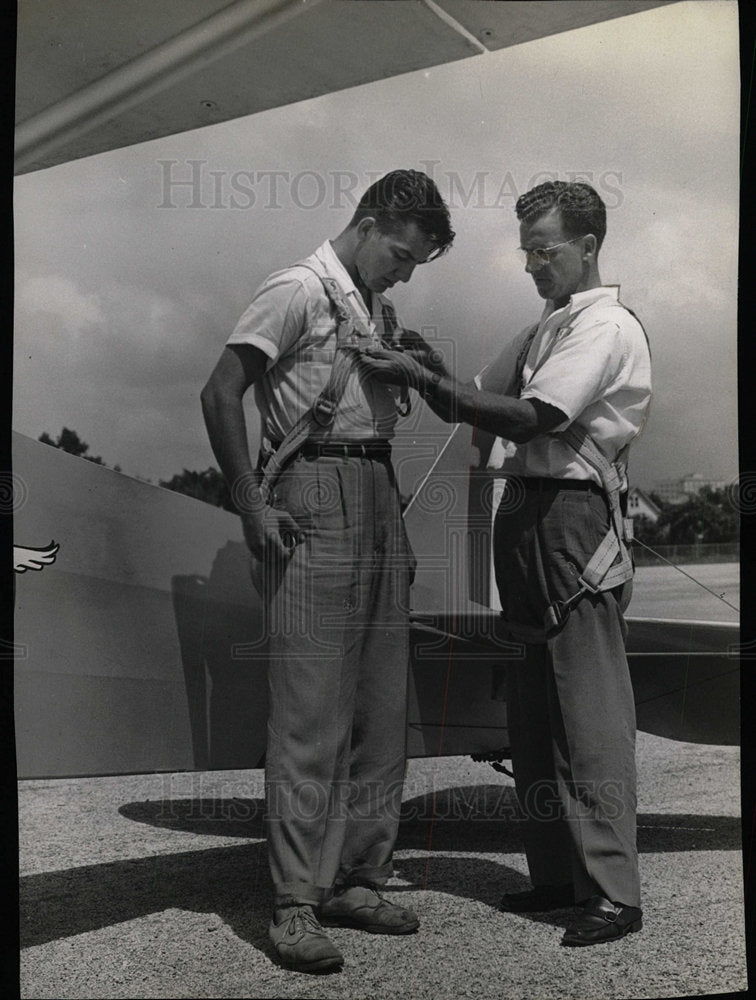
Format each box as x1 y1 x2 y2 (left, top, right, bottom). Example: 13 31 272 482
513 323 539 396
517 301 598 394
501 297 644 637
380 298 399 342
379 298 411 418
616 300 651 358
293 259 370 344
541 299 647 633
258 263 402 502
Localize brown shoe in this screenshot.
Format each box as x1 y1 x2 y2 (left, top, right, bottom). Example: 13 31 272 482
319 885 419 934
561 895 643 946
269 905 344 972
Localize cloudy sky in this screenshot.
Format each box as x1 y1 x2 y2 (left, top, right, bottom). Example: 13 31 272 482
13 0 739 493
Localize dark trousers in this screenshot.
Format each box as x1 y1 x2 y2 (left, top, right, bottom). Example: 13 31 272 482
494 480 641 908
263 452 412 907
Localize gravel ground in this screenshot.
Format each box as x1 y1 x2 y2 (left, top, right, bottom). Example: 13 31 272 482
18 732 747 1000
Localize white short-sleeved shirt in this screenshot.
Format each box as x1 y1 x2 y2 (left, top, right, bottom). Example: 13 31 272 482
479 286 652 489
227 240 401 443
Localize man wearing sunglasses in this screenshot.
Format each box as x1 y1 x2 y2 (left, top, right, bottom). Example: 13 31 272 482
357 180 651 947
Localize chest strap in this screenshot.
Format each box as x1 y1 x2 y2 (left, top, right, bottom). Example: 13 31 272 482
258 264 365 501
258 263 410 502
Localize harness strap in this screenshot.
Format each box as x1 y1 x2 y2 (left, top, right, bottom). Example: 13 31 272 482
381 298 411 417
257 265 363 501
507 298 645 638
541 419 636 635
258 262 406 502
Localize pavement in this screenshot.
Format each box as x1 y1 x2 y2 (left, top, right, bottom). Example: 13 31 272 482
18 732 748 1000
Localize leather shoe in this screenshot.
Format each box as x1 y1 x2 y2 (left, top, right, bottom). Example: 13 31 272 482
319 884 419 934
562 895 642 946
499 883 574 913
269 905 344 972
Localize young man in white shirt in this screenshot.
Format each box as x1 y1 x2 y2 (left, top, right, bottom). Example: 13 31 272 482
202 170 454 971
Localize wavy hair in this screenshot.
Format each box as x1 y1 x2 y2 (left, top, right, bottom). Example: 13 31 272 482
351 170 455 260
515 181 607 251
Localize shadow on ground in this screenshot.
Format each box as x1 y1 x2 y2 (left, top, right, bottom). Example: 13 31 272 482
20 843 273 950
20 787 741 949
119 785 742 854
19 842 560 949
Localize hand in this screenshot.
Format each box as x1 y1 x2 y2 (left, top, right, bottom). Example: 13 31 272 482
242 505 307 598
344 345 409 385
402 347 448 374
347 345 429 391
240 506 306 563
392 330 449 376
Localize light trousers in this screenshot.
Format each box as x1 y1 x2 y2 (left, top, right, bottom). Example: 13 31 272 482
263 451 412 907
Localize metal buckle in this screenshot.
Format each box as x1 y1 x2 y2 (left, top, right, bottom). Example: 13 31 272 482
576 574 601 595
312 397 337 426
545 602 566 630
396 393 411 417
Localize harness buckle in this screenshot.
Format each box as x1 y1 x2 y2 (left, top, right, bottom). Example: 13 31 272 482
545 602 567 630
546 586 589 632
312 397 337 426
576 573 602 595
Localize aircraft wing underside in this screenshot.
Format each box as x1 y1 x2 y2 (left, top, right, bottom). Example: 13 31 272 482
16 0 677 175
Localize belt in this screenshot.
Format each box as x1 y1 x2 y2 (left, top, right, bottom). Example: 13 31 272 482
295 440 392 459
518 476 601 492
515 476 628 514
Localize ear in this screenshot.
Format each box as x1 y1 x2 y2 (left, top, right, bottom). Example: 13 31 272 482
356 217 377 242
582 233 598 260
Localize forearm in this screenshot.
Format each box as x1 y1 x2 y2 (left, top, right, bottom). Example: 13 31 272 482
418 377 458 423
355 345 559 440
425 376 546 443
201 387 260 498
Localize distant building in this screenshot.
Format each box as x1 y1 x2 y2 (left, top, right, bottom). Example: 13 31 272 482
652 473 730 505
627 487 661 524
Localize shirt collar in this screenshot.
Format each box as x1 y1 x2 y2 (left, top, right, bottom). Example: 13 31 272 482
313 240 390 320
541 284 620 324
313 240 360 296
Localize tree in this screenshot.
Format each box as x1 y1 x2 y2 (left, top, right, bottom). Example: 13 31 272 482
158 468 238 513
630 514 669 547
632 488 738 549
663 487 738 545
38 427 121 471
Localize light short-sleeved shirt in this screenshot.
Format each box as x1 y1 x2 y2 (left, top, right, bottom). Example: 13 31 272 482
227 240 401 442
480 286 652 489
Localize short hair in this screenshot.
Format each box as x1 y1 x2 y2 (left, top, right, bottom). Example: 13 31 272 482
515 181 607 251
350 170 455 260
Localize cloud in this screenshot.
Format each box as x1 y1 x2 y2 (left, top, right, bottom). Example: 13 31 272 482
15 272 106 334
13 273 224 478
12 0 739 487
